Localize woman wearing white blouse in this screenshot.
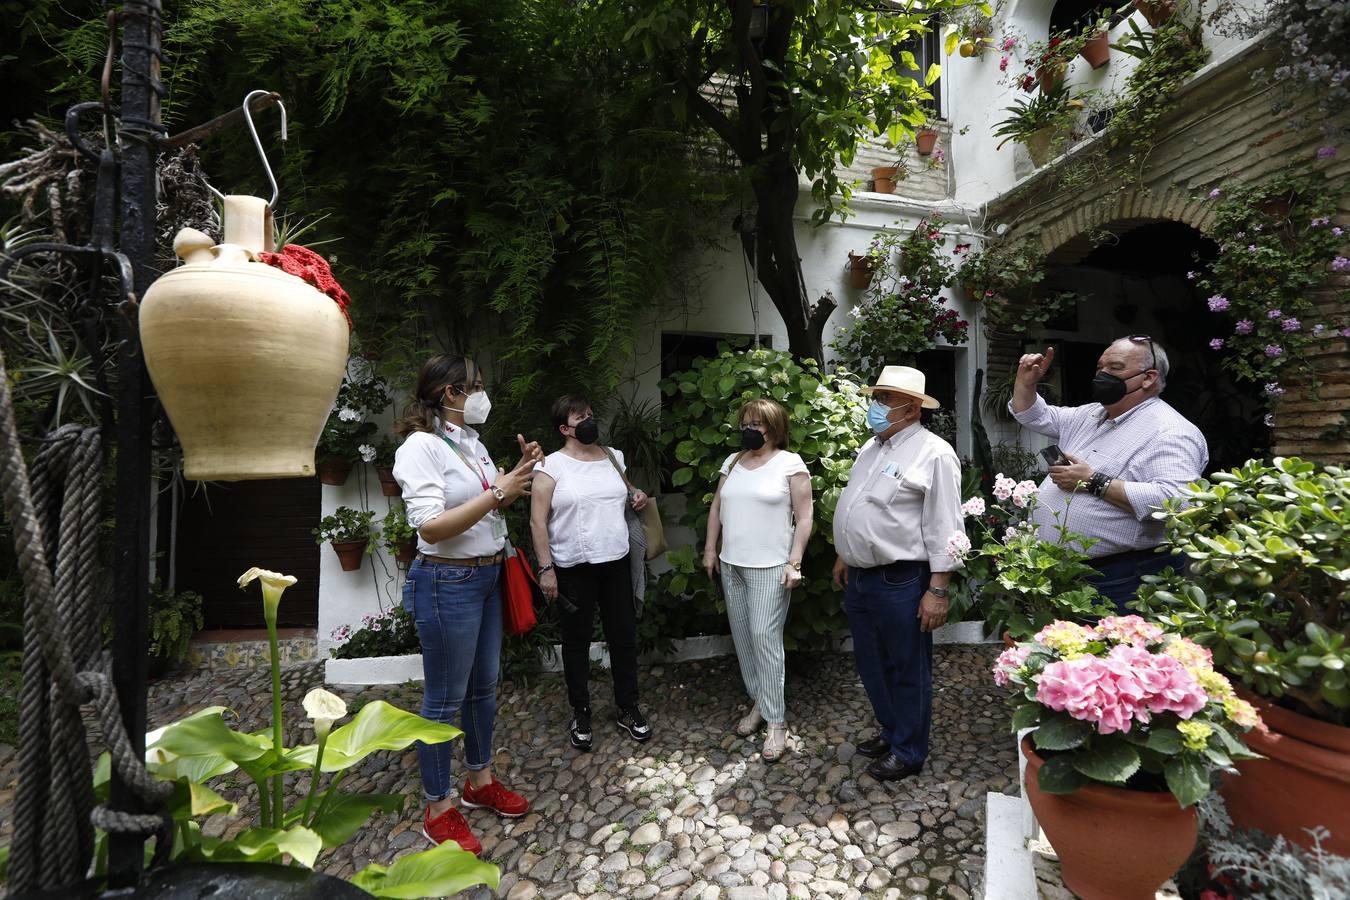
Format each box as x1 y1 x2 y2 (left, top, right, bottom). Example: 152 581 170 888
530 395 652 752
703 399 813 762
392 354 542 855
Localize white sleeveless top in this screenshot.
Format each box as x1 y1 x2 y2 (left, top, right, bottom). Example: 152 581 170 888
538 448 630 567
717 450 809 567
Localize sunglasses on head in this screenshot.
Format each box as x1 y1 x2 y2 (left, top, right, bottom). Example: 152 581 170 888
1127 334 1158 372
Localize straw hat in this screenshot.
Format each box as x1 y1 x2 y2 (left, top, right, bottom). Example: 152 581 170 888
862 365 940 409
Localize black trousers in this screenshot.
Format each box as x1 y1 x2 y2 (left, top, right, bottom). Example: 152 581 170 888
556 555 639 711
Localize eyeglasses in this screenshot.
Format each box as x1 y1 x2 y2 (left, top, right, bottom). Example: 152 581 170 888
1127 334 1158 372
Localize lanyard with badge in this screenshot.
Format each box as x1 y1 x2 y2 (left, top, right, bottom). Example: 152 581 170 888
439 432 509 540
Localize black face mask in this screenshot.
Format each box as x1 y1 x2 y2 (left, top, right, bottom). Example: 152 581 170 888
740 427 766 451
1091 370 1147 406
572 418 600 445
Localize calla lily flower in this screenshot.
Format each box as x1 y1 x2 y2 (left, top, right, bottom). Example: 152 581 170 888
302 687 348 739
238 567 298 625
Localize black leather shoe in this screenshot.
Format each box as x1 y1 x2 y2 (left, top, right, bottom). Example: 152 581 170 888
866 753 924 782
856 733 889 759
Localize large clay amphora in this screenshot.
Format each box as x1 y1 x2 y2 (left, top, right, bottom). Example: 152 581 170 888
140 196 349 480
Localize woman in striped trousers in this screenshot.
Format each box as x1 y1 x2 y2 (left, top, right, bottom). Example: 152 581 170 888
703 399 813 762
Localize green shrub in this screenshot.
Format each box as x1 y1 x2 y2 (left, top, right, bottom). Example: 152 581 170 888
656 348 865 649
1138 457 1350 726
148 586 204 667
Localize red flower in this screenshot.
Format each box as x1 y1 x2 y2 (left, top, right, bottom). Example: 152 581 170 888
1021 75 1036 92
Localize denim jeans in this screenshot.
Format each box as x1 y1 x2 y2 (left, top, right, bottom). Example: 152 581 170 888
403 559 502 802
844 561 932 767
1088 551 1186 614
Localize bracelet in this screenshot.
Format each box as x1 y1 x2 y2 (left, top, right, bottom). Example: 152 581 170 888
1086 472 1112 497
787 561 802 571
538 564 554 575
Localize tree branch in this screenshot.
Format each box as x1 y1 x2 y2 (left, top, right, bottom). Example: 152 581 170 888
729 0 766 157
685 86 747 160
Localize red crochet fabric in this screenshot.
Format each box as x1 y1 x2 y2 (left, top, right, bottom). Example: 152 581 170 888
257 244 353 331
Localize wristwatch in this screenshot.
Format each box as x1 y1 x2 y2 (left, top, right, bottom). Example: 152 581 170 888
926 585 950 599
787 560 802 571
489 485 507 506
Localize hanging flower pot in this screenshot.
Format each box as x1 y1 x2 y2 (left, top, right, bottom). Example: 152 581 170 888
1134 0 1176 27
1079 32 1110 69
1036 63 1066 95
915 129 940 156
316 457 352 486
394 540 418 565
1022 737 1197 900
846 252 878 289
871 166 902 194
140 196 350 481
1025 126 1064 167
330 539 367 572
374 465 401 497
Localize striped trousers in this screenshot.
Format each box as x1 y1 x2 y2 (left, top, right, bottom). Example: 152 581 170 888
720 562 791 725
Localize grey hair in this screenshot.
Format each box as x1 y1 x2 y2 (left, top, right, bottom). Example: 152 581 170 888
1113 337 1169 388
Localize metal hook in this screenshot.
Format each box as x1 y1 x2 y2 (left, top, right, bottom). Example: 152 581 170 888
241 89 287 208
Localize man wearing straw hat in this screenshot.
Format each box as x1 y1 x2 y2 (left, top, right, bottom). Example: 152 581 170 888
832 365 964 782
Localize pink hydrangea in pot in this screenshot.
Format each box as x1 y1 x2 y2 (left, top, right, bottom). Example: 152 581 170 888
995 617 1263 900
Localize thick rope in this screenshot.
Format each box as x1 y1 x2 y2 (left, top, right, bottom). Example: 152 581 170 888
0 349 170 893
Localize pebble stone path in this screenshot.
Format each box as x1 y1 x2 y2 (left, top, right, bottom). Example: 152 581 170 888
0 645 1016 899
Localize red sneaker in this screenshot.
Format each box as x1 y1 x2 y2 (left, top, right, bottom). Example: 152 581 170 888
422 805 482 855
460 776 530 818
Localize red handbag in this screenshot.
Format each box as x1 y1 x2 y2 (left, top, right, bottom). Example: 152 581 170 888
501 540 540 634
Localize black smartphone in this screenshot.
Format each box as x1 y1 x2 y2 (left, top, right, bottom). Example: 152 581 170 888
1040 444 1069 468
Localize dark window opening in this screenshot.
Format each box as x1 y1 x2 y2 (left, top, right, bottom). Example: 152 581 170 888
892 18 942 119
1049 0 1120 34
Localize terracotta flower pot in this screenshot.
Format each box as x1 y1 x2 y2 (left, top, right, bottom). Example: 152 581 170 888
871 166 901 194
1134 0 1175 27
847 252 877 289
1220 690 1350 856
915 129 939 156
394 540 418 565
1036 64 1065 95
1022 736 1197 900
316 457 352 486
330 539 367 572
375 465 401 497
1079 32 1110 69
1002 630 1015 649
140 196 349 481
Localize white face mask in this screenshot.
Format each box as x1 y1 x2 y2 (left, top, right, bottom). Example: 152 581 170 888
443 388 492 425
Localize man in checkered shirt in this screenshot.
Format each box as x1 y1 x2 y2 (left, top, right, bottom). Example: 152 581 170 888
1009 337 1208 612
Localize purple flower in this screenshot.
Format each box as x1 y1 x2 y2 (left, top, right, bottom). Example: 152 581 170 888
1267 308 1283 319
1264 344 1283 358
1342 328 1350 338
1334 227 1345 237
1248 244 1258 252
1317 146 1338 159
1282 317 1301 332
1208 188 1221 199
1313 324 1326 335
1264 383 1285 398
1332 256 1350 273
1235 319 1254 334
1207 295 1229 312
1002 35 1017 51
1186 270 1198 280
1264 413 1276 427
1209 338 1224 350
1311 217 1331 226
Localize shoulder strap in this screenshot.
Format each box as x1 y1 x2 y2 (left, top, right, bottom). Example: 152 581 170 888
600 446 636 495
712 451 746 500
438 431 490 489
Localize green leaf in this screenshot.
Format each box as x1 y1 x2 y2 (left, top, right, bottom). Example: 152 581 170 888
1010 704 1041 732
924 63 942 87
1036 755 1086 794
167 779 239 820
151 710 294 783
671 467 693 487
1072 741 1141 784
1145 728 1184 755
1034 715 1091 751
195 825 324 869
288 701 462 773
304 793 406 849
0 844 7 882
1164 755 1210 808
943 30 959 57
352 840 500 898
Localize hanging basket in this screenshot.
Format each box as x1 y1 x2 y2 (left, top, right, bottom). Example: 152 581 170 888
847 252 878 289
394 540 418 565
1079 32 1110 69
330 539 367 572
915 129 939 156
375 465 401 497
871 166 902 194
316 457 352 486
140 196 349 481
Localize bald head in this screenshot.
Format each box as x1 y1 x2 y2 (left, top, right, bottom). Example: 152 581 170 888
1107 337 1169 389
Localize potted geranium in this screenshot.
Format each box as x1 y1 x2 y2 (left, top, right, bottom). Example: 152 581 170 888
997 616 1263 899
381 505 419 564
313 506 376 571
315 372 389 485
1138 457 1350 855
372 436 401 497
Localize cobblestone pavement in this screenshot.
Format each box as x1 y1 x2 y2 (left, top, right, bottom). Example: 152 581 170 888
0 646 1016 899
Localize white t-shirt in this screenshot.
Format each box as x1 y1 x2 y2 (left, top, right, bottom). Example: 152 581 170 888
717 450 809 568
538 448 630 567
393 421 505 558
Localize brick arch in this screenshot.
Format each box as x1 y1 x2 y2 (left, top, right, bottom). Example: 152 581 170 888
1037 187 1217 265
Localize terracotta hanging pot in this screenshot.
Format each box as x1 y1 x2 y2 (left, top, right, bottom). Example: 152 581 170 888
394 540 418 565
375 465 401 497
1134 0 1176 27
1079 32 1110 69
330 539 367 572
871 166 901 194
1022 736 1197 900
316 457 352 486
1220 690 1350 856
1037 64 1066 95
140 196 349 481
915 129 939 156
847 252 878 289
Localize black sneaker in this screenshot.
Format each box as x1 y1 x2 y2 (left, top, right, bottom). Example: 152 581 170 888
570 707 593 751
617 706 652 743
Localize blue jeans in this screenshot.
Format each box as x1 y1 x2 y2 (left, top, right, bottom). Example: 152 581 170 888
844 562 932 767
1088 551 1185 614
403 559 502 802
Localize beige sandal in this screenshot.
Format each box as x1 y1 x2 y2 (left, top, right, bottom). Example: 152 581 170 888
762 723 789 762
735 702 765 736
